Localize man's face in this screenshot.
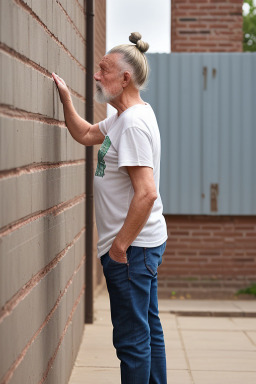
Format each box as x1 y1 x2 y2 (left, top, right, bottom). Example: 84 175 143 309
94 53 124 104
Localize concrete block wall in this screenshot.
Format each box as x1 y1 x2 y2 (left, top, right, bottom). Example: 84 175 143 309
0 0 106 383
159 215 256 298
171 0 243 52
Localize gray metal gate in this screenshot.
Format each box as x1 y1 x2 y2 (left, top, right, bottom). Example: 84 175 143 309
142 53 256 215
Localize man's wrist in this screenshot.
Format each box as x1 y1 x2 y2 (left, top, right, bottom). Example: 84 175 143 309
111 237 128 255
63 97 73 110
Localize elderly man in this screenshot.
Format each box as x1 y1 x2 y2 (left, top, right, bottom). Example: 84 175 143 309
52 32 168 384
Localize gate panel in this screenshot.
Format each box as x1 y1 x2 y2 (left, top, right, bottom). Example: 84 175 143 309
142 53 256 215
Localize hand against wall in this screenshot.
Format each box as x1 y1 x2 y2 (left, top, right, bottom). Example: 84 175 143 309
52 72 72 105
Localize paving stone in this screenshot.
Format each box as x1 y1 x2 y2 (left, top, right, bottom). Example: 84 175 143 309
69 367 120 384
166 349 188 370
234 301 256 313
167 369 193 384
231 318 256 331
181 329 256 351
178 316 237 330
247 331 256 346
187 350 256 371
192 370 256 384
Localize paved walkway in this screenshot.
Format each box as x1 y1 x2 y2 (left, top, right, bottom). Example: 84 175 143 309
69 287 256 384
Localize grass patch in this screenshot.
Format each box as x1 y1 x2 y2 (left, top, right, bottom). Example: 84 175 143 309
235 284 256 297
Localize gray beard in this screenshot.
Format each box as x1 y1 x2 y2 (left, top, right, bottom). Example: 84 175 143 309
94 83 122 104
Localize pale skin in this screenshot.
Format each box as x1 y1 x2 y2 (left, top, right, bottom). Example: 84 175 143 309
52 53 157 263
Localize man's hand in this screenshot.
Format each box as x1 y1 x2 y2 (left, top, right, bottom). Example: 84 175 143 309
52 72 72 105
109 240 127 264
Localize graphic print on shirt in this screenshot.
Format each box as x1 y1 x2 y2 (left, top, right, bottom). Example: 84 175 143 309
95 135 111 177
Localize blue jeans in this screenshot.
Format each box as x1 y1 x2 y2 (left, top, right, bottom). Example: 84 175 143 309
100 242 167 384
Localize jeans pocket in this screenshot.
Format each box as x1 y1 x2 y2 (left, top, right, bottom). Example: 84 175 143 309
143 242 166 276
158 241 166 267
143 248 158 276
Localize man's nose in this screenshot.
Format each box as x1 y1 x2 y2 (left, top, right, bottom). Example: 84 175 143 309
94 71 100 81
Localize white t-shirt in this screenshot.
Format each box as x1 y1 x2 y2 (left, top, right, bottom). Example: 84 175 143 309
94 103 168 258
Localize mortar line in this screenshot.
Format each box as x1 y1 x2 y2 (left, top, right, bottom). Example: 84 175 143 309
0 103 67 125
12 0 86 72
0 43 85 101
0 159 85 180
56 0 85 43
1 276 85 384
74 0 86 15
0 228 85 324
0 193 85 237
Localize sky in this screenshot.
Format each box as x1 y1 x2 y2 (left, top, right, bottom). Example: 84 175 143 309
106 0 171 54
106 0 170 115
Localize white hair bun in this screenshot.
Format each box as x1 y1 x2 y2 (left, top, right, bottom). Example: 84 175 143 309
129 32 149 53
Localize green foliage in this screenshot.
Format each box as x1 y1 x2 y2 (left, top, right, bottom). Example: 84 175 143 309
243 1 256 51
236 284 256 296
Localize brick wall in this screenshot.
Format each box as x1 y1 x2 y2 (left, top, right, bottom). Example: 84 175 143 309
171 0 243 52
0 0 106 382
159 215 256 298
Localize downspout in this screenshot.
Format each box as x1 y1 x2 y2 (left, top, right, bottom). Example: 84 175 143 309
85 0 94 324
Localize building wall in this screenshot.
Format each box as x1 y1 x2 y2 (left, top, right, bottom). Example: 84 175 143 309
159 215 256 298
171 0 243 52
0 0 106 382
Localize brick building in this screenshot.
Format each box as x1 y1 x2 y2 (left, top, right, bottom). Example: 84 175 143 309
171 0 243 52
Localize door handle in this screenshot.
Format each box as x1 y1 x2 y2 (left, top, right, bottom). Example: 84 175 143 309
203 66 207 90
210 183 219 212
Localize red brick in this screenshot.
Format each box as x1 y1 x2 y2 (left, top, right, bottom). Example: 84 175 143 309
246 252 256 256
170 230 190 236
176 4 198 9
218 5 237 10
199 6 219 10
199 17 219 22
191 231 212 236
188 23 209 28
197 42 218 47
214 24 233 29
180 251 198 255
189 257 210 262
199 251 221 256
190 0 211 2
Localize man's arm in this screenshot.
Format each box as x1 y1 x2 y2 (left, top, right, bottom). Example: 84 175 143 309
109 166 157 263
52 72 105 146
63 99 104 146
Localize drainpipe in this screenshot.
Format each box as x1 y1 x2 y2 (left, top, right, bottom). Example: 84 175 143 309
85 0 94 324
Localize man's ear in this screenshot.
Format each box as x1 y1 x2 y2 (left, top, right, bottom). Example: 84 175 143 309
122 71 131 88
